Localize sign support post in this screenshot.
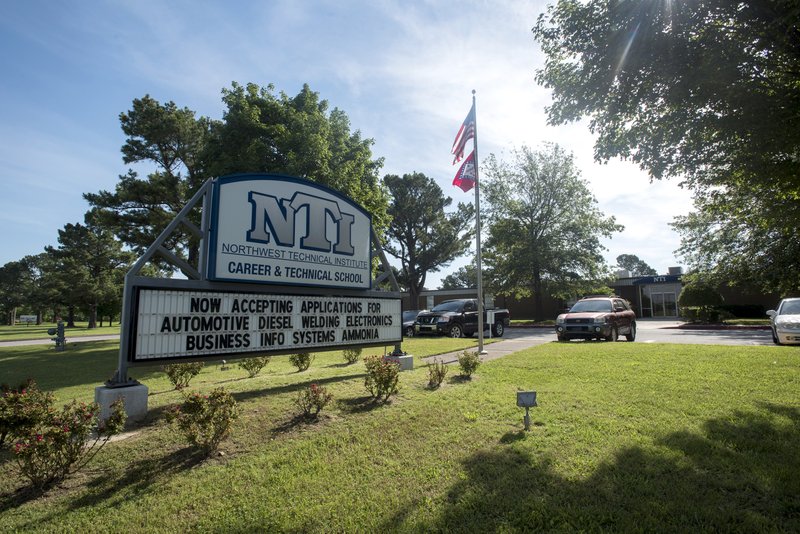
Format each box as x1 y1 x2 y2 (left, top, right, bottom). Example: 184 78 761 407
96 174 405 422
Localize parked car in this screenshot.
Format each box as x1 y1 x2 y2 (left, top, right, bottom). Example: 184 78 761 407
414 299 510 338
766 298 800 345
402 310 422 337
555 296 636 342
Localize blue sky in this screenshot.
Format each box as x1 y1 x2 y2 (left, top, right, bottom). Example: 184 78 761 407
0 0 693 287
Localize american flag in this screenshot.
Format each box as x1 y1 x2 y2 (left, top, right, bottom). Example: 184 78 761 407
452 151 476 192
451 104 475 164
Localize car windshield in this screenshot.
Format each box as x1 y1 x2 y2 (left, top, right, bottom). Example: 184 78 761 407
431 301 464 312
402 311 419 321
779 300 800 315
569 300 612 313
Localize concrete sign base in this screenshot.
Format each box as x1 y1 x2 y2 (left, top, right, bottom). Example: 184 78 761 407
385 353 414 371
95 384 149 423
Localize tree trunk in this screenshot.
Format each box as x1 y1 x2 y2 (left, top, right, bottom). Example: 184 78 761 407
533 270 544 322
409 286 420 311
88 303 97 329
67 305 76 328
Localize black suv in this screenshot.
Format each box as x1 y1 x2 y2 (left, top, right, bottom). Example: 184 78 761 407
555 296 636 342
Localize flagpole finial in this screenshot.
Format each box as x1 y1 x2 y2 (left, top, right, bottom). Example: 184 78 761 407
472 89 476 95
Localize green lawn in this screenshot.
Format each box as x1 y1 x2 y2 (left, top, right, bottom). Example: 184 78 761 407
1 340 798 532
0 322 120 342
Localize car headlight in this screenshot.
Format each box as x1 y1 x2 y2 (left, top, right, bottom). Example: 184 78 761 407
593 317 607 324
556 314 566 325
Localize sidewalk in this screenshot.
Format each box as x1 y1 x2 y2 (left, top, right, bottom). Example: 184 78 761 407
416 328 554 366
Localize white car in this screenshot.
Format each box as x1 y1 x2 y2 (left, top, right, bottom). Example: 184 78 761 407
766 298 800 345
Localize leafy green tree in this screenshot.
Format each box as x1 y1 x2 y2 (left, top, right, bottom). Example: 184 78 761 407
0 261 26 325
86 84 389 273
45 223 134 329
440 264 478 290
482 144 622 320
672 185 800 295
678 273 725 322
383 172 475 306
615 254 657 277
17 253 61 324
207 82 390 235
85 96 211 270
532 0 800 293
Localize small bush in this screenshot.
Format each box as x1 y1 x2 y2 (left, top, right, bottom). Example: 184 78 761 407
163 362 204 390
295 383 333 419
239 356 271 378
364 355 400 401
169 388 238 455
343 348 362 365
13 398 125 490
427 359 448 389
289 352 314 372
458 350 481 378
0 379 54 448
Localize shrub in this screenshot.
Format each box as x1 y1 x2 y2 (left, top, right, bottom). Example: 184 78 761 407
169 388 238 455
239 356 271 378
427 359 448 389
458 350 481 378
343 348 362 365
289 352 314 372
162 362 204 389
364 355 400 401
0 379 54 448
13 398 125 490
295 383 333 419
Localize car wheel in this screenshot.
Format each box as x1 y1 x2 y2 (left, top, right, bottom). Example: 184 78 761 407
625 322 636 342
772 329 781 345
557 335 567 342
404 326 415 337
449 325 464 338
605 327 618 342
492 321 505 337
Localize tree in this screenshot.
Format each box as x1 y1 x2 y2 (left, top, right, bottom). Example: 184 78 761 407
85 83 389 274
440 264 478 290
615 254 657 277
672 183 800 295
532 1 800 293
0 261 26 325
678 274 725 323
45 223 134 329
85 96 211 270
17 254 61 324
207 82 390 235
383 172 475 306
482 144 622 320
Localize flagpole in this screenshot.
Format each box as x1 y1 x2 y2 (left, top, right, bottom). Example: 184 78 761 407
471 90 486 355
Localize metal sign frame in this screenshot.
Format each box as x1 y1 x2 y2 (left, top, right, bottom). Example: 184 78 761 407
108 176 402 387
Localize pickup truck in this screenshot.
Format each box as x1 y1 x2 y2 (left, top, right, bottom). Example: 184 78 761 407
413 299 510 338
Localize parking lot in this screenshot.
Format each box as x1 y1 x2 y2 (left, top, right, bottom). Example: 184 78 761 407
501 320 776 347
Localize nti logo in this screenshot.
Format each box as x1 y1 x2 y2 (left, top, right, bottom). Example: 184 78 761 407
209 174 371 289
247 191 355 256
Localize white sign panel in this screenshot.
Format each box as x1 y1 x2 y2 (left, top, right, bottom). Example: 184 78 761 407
207 174 372 289
131 288 401 362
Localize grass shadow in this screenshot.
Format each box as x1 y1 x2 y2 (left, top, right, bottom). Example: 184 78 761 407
336 396 386 414
382 404 800 532
68 446 205 512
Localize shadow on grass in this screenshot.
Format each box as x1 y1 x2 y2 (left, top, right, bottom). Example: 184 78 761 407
68 446 205 512
0 444 205 521
383 404 800 532
336 395 387 414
